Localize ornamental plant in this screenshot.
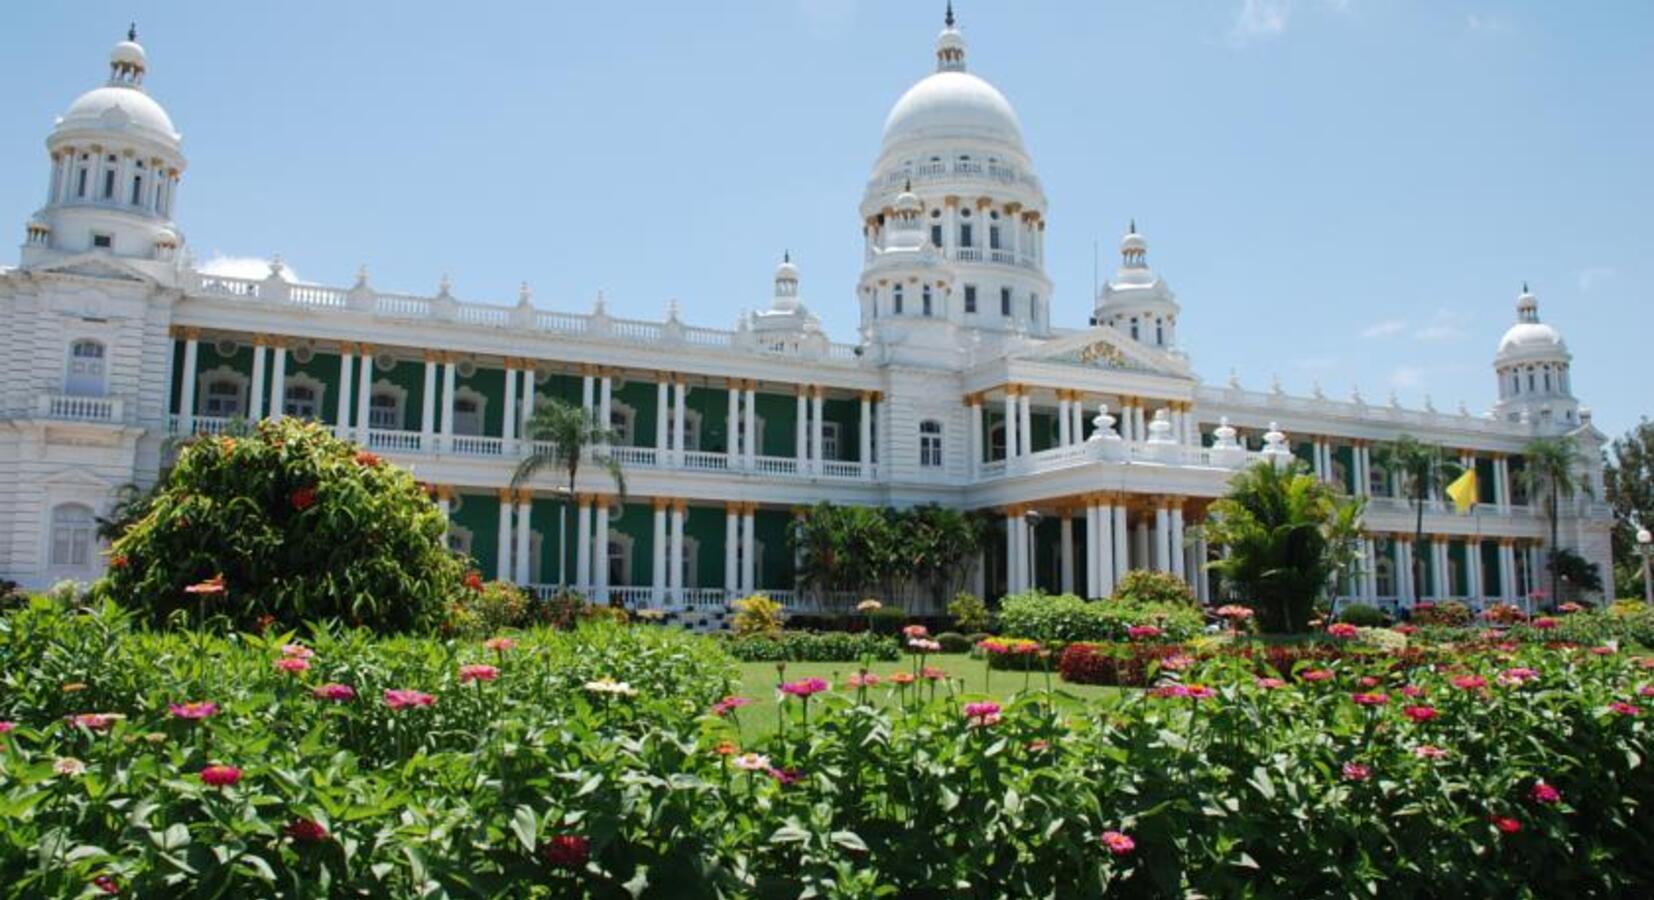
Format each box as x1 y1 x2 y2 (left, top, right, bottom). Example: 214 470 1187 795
1112 569 1197 607
731 594 786 636
997 591 1203 644
94 418 464 633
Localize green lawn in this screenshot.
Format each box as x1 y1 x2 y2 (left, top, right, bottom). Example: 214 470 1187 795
722 652 1121 740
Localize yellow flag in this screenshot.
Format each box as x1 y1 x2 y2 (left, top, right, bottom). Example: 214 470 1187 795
1445 468 1478 514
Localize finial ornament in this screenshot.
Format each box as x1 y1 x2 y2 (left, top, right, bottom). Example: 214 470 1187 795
783 249 790 263
1129 218 1136 234
1522 281 1529 293
128 23 137 41
945 1 955 28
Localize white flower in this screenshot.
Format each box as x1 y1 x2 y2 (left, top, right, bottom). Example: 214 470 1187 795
53 757 87 777
856 599 883 612
908 638 942 652
583 677 638 697
732 752 771 772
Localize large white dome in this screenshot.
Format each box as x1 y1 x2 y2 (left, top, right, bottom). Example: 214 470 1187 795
57 85 179 144
1498 321 1565 354
880 70 1025 155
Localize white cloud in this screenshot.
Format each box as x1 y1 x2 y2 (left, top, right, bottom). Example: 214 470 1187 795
1361 319 1407 339
1577 266 1616 293
198 253 302 283
1411 309 1468 342
1231 0 1291 43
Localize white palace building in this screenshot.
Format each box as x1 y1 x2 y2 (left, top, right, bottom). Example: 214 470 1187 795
0 18 1614 612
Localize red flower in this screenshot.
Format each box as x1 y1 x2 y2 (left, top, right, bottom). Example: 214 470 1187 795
184 574 227 595
313 683 356 702
1341 762 1371 782
1532 617 1559 630
710 696 754 716
1327 623 1360 639
540 834 590 869
464 571 485 592
1301 669 1335 682
1451 675 1488 691
93 875 120 895
1530 781 1561 804
1490 815 1522 834
1591 646 1616 656
1402 705 1439 722
290 487 317 511
1609 701 1641 717
1393 624 1419 635
283 818 329 843
901 624 930 639
276 657 311 673
1351 692 1389 707
354 450 381 467
199 764 242 787
459 664 500 684
109 554 128 570
1101 830 1136 856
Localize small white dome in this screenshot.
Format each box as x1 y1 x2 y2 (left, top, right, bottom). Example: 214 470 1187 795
880 71 1025 155
1498 321 1565 354
57 85 179 144
111 40 147 69
1121 232 1146 253
775 259 799 282
893 187 923 212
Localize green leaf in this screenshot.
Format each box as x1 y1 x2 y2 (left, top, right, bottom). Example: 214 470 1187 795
510 805 538 853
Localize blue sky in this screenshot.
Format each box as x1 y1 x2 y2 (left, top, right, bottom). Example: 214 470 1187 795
3 1 1649 440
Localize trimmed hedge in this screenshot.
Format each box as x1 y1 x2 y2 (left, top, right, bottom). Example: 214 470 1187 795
998 592 1203 644
723 630 901 662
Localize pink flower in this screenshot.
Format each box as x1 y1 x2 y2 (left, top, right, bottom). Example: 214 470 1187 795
890 672 916 685
1402 705 1439 722
846 673 882 688
1530 781 1561 804
1490 815 1522 834
1351 692 1389 707
902 624 929 639
1414 744 1449 759
1255 677 1286 690
483 636 517 652
1558 602 1584 614
458 664 500 684
284 818 329 843
199 764 242 787
964 701 1002 726
1327 623 1360 639
1609 701 1641 717
1215 604 1254 620
779 678 829 698
1185 684 1217 700
1160 654 1196 671
275 657 310 673
921 665 946 680
1498 667 1539 687
1152 684 1191 699
1639 685 1654 699
1101 830 1136 856
68 713 121 731
1400 685 1426 698
1126 625 1163 640
710 696 754 716
907 638 942 653
1532 617 1559 630
312 683 356 702
280 644 314 659
1591 646 1616 657
976 638 1010 655
383 689 436 710
767 766 805 786
1451 675 1488 691
1301 669 1335 683
167 701 218 721
1342 762 1371 782
0 721 14 733
1357 676 1381 688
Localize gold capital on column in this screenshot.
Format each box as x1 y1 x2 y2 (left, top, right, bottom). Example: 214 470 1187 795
652 496 669 511
496 487 513 502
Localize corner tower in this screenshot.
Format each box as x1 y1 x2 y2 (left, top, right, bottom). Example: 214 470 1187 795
21 26 187 275
857 5 1052 364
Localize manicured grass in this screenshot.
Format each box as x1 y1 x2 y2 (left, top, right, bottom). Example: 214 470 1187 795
723 652 1121 739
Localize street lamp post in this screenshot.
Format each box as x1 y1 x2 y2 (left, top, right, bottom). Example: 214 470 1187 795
1638 528 1653 606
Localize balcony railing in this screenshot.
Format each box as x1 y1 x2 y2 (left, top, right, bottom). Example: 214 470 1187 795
366 429 424 453
38 393 122 423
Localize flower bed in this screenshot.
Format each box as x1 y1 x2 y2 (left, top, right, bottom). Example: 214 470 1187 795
3 598 1653 896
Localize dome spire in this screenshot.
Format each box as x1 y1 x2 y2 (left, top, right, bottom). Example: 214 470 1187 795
936 4 966 72
1516 283 1540 323
128 22 137 41
109 25 147 87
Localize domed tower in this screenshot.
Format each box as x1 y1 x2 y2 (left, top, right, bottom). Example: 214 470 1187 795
1493 285 1578 430
1095 221 1180 350
858 4 1051 364
21 26 187 274
743 253 828 356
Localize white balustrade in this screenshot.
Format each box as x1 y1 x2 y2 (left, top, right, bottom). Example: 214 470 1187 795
753 456 799 476
39 393 120 422
820 460 863 480
366 429 422 453
682 450 729 472
449 435 505 456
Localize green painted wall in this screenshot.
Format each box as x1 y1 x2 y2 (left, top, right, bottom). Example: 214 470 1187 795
528 497 574 585
614 380 657 447
1448 541 1468 596
455 366 506 436
1334 445 1356 493
756 393 797 457
284 350 345 424
685 506 725 589
608 502 654 586
822 398 859 461
684 386 728 453
1028 411 1057 453
451 492 501 580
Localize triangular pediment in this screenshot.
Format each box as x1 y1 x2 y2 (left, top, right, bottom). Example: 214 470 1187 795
28 253 159 285
1012 325 1192 378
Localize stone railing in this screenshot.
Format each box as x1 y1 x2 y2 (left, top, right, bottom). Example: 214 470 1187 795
867 158 1043 194
38 393 123 423
1196 384 1528 439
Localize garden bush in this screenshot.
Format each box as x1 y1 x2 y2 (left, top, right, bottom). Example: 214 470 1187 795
997 591 1203 644
4 597 1653 896
1411 600 1474 626
1057 642 1187 686
731 593 785 636
93 418 464 633
947 591 991 633
724 630 901 662
1112 569 1197 607
934 631 972 653
441 579 530 637
1336 602 1388 627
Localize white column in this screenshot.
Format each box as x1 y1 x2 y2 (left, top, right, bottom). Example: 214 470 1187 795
969 399 983 479
178 334 200 432
859 393 872 473
795 390 809 469
335 345 354 437
515 495 533 586
1170 505 1187 581
743 386 757 469
496 491 514 583
1057 396 1072 446
1059 513 1075 594
1154 505 1171 573
1499 543 1515 601
1097 502 1117 597
741 505 756 593
439 358 456 451
651 502 667 607
1465 538 1481 600
1132 518 1149 573
1133 406 1147 444
593 499 610 603
655 379 670 451
1429 538 1446 599
502 363 518 450
1363 539 1378 600
669 502 686 601
581 373 595 414
1311 440 1327 480
727 386 741 469
1084 503 1100 598
1071 396 1086 443
355 351 374 444
520 366 536 446
1018 392 1033 456
268 342 287 419
1005 513 1021 593
420 354 437 451
1195 537 1211 603
598 374 613 441
1118 401 1134 442
673 380 688 459
723 506 739 594
436 491 451 523
248 339 267 421
575 498 592 590
1003 391 1019 459
1111 505 1129 588
1495 458 1511 511
810 388 825 471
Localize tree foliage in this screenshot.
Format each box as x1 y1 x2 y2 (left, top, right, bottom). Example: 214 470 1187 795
1520 435 1590 601
1606 419 1654 593
789 503 988 608
1379 435 1460 605
1202 460 1366 634
94 418 464 632
512 398 626 502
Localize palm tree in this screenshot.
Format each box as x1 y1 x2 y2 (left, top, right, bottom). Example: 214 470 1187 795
1203 461 1365 634
1519 435 1589 603
510 398 626 588
1384 435 1461 604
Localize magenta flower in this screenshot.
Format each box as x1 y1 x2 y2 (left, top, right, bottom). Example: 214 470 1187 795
312 683 356 702
1400 685 1426 698
0 721 14 733
779 678 829 698
710 696 754 716
1184 684 1217 700
767 766 805 786
275 657 311 674
67 713 121 731
963 701 1002 727
1255 677 1286 690
1530 780 1561 804
1402 705 1439 723
1101 830 1136 856
458 664 499 684
1609 701 1641 716
1342 762 1372 782
199 764 242 787
383 689 436 710
280 643 314 659
1327 623 1360 639
1451 675 1488 691
167 701 219 720
1350 692 1389 707
1414 744 1450 759
1301 669 1334 683
1126 625 1163 640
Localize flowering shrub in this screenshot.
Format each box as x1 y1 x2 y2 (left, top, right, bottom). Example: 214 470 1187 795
440 579 530 637
723 630 900 662
731 593 786 636
93 418 463 633
998 591 1203 644
1411 600 1474 627
4 598 1654 896
1058 642 1189 686
1111 569 1198 607
1336 602 1388 627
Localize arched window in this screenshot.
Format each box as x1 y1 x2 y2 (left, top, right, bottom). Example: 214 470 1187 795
989 422 1006 461
452 389 488 436
919 420 944 468
609 403 636 446
283 379 323 419
50 503 96 568
65 339 107 397
368 390 403 430
204 378 244 417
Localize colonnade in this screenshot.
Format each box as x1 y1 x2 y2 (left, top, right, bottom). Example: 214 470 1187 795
1002 495 1210 603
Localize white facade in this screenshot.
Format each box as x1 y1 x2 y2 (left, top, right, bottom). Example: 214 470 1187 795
0 21 1614 611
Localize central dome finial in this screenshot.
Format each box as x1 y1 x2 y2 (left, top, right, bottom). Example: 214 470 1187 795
936 4 966 72
945 1 955 28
